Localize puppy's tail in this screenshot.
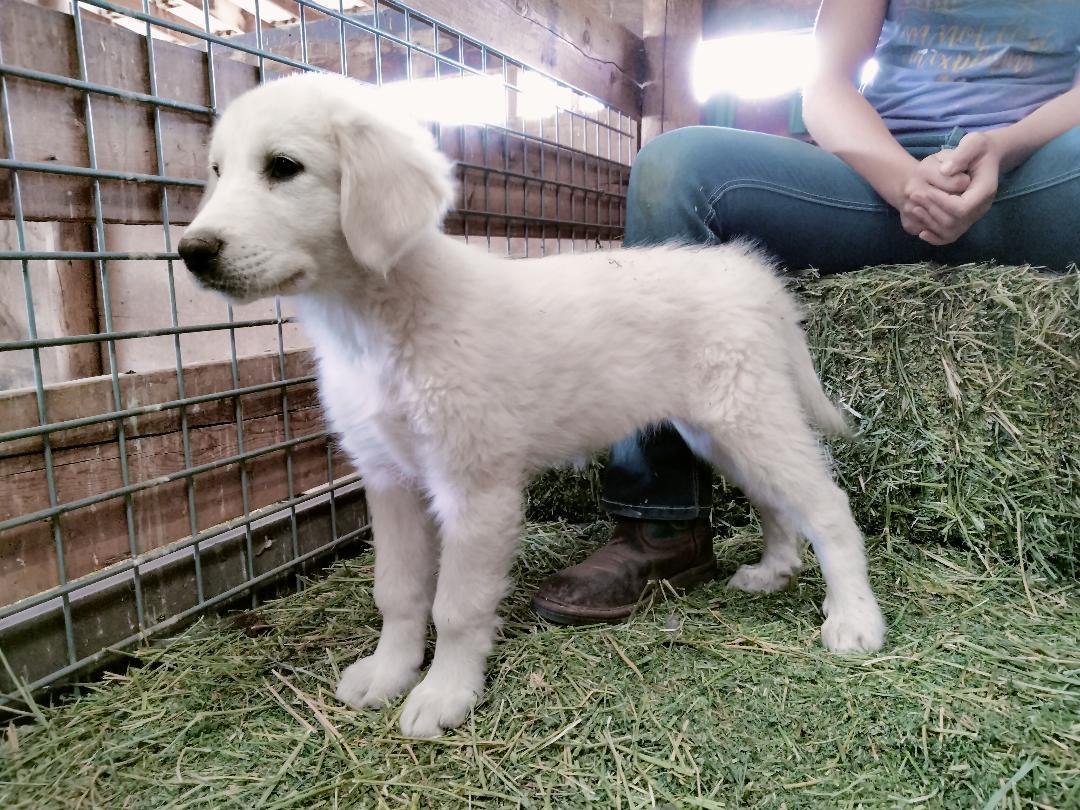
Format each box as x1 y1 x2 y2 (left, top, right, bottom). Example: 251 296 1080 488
784 315 853 439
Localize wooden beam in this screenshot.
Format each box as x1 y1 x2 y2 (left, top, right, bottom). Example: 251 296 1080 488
228 0 296 25
54 223 104 381
397 0 642 114
0 221 103 387
168 0 237 36
641 0 703 144
576 0 643 37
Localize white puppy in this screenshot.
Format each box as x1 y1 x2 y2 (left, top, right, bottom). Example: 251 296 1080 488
179 73 885 738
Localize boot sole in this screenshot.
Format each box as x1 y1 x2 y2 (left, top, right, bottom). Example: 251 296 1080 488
532 558 719 626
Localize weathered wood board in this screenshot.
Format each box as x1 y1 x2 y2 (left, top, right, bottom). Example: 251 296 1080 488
0 349 353 603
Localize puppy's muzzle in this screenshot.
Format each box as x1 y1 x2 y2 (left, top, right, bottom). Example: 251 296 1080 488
178 233 225 281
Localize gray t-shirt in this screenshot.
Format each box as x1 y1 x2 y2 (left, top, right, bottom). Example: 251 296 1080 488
863 0 1080 134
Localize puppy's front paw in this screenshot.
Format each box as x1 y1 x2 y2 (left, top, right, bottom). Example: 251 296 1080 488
398 674 482 738
820 592 885 653
335 653 420 710
727 562 797 593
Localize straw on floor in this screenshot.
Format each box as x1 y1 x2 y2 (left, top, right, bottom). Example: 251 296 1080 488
2 528 1077 808
2 263 1078 809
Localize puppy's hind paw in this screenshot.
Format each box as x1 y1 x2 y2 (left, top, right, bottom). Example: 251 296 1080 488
727 562 797 593
820 593 886 653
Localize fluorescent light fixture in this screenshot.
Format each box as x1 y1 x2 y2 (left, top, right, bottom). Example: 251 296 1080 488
693 29 817 101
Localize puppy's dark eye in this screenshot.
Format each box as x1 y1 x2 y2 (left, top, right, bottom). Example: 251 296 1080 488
267 155 303 181
210 163 220 177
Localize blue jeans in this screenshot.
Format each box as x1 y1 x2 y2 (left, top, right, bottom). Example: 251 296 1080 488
601 125 1080 519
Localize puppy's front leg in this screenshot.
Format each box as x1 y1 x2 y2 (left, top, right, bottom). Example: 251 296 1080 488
336 484 436 709
399 483 522 738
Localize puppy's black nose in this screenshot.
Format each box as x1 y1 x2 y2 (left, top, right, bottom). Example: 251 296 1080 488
178 234 224 278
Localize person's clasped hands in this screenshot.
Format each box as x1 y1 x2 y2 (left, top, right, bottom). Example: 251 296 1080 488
900 131 1004 246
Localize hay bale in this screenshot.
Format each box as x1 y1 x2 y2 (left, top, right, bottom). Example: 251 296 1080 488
527 264 1078 579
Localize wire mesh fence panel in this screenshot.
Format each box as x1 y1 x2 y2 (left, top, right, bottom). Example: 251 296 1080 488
0 0 637 704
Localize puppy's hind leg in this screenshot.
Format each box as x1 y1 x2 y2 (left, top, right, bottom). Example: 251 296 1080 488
682 405 885 653
399 480 523 738
673 422 802 593
727 505 803 593
336 484 437 710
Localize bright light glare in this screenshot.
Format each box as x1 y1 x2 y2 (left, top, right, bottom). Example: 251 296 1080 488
378 75 506 125
860 58 880 88
373 72 603 126
693 30 817 101
579 95 606 115
517 72 604 119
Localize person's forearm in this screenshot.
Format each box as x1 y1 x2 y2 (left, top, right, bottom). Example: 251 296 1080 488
987 84 1080 172
803 76 916 209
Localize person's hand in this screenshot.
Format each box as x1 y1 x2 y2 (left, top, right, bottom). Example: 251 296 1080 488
899 153 972 239
906 132 1002 246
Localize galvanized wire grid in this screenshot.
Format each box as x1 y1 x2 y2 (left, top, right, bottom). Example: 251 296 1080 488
0 0 635 704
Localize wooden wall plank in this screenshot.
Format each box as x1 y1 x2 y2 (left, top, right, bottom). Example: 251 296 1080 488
1 402 353 603
0 349 317 457
642 0 703 144
0 345 357 603
54 224 104 381
0 486 368 697
0 221 102 389
392 0 642 113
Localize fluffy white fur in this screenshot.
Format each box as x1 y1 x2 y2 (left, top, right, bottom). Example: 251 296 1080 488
180 73 886 738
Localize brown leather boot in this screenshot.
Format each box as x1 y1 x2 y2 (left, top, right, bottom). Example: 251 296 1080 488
532 517 717 624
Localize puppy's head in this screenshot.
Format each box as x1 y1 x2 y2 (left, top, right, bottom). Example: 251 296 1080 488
179 73 454 302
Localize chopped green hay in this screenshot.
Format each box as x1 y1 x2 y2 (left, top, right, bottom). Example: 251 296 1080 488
528 264 1079 580
2 263 1077 808
1 526 1077 808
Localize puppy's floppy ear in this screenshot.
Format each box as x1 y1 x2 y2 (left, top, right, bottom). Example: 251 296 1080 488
335 108 455 275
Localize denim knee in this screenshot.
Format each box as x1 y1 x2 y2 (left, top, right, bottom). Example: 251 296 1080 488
624 127 742 247
627 130 694 202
